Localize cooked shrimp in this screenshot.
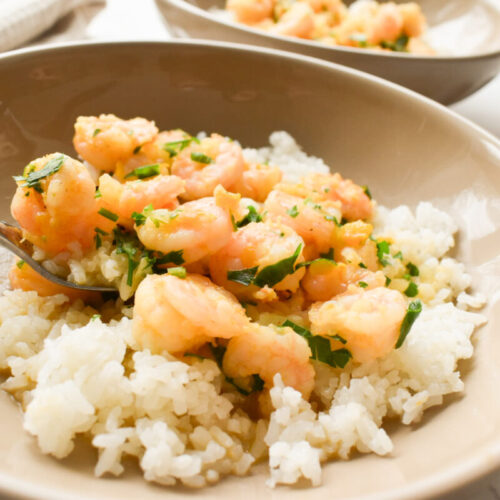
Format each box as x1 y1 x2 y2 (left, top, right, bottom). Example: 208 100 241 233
140 129 190 164
209 220 305 301
171 134 245 201
133 273 251 354
230 162 282 202
302 260 386 302
97 173 185 229
399 2 426 37
9 260 98 303
136 197 233 264
11 153 100 256
264 189 342 256
300 172 373 221
227 0 275 23
366 2 403 45
73 114 158 172
223 323 315 398
309 287 407 363
270 2 315 38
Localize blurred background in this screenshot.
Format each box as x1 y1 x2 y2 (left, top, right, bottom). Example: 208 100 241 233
1 0 499 138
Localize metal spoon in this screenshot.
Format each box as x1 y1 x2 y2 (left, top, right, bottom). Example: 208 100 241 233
0 221 116 293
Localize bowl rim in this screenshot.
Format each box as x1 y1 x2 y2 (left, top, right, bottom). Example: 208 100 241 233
0 38 499 500
161 0 500 61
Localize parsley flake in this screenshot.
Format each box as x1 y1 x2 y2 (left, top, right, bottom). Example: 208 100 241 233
190 152 213 164
14 155 65 193
236 205 263 228
376 240 391 266
358 281 368 288
124 164 160 180
282 320 352 368
404 282 419 297
98 207 119 222
395 300 422 348
227 244 303 288
286 205 299 218
407 262 420 277
16 259 25 269
167 266 187 279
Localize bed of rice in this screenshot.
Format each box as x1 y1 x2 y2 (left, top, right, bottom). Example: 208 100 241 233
0 132 487 488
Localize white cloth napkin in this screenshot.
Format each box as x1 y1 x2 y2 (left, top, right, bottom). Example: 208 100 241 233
0 0 100 52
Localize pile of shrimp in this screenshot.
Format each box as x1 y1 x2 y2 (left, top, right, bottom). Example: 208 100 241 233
9 113 419 413
225 0 433 55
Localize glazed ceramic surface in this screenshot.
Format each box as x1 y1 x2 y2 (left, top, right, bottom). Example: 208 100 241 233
157 0 500 104
0 41 499 500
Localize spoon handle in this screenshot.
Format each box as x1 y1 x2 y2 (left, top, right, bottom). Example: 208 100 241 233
0 221 117 293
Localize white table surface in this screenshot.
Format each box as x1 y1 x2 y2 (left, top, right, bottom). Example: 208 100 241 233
2 1 500 499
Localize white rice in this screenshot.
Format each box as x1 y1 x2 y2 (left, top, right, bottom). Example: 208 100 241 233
0 132 486 488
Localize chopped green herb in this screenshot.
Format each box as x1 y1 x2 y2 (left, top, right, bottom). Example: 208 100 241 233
358 281 368 288
93 128 101 137
295 256 335 270
209 345 263 396
402 273 411 281
184 352 206 360
376 240 391 266
16 259 25 269
227 266 259 286
304 198 322 210
124 164 160 180
381 34 409 52
358 262 367 269
404 282 419 297
252 374 265 392
406 262 420 277
282 320 352 368
227 245 302 288
155 250 185 267
167 266 187 279
230 213 238 231
286 205 299 218
98 207 119 222
133 145 142 155
350 33 368 47
113 227 141 286
320 248 335 260
324 214 341 226
393 251 403 260
24 191 30 197
395 300 422 348
94 227 109 249
236 205 263 227
253 244 302 288
162 138 195 157
190 152 213 164
329 334 347 345
15 155 65 193
131 211 147 226
385 276 392 287
94 188 102 199
90 314 101 321
362 185 372 199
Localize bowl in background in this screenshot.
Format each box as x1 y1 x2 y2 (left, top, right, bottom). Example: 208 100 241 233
156 0 500 104
0 40 499 500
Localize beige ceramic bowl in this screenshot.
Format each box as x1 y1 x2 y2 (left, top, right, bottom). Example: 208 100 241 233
0 40 499 500
157 0 500 104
